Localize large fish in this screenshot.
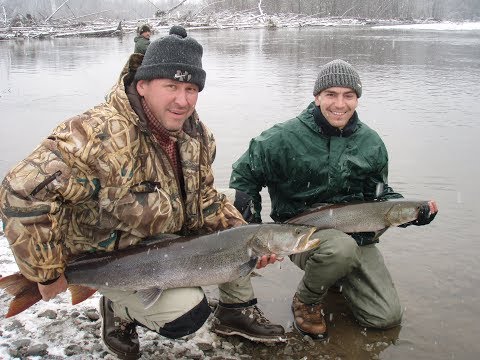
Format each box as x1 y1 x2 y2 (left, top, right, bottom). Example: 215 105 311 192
287 199 429 234
0 223 321 318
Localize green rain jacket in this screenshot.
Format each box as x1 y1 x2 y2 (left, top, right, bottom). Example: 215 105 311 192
134 36 150 55
230 102 402 223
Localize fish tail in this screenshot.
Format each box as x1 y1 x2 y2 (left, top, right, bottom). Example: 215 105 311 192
0 272 42 318
68 285 97 305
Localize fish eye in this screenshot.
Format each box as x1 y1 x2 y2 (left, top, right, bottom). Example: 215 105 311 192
295 228 302 235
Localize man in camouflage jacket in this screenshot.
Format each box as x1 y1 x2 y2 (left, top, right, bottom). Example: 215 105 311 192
0 26 284 359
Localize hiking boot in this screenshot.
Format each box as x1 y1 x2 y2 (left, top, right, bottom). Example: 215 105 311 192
99 296 140 360
291 293 328 340
212 299 287 343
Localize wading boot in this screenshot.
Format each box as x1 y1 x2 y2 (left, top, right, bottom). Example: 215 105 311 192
100 296 140 360
291 293 328 340
212 299 287 343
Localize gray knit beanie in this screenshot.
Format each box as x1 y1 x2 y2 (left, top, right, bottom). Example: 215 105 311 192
313 59 362 98
134 25 206 91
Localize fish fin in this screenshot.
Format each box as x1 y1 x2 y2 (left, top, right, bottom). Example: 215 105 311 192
142 234 181 246
372 228 388 241
138 288 163 310
238 257 258 277
69 285 97 305
309 202 331 209
0 272 42 318
250 271 263 278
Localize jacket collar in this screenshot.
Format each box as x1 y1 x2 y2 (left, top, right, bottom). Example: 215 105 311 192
312 103 359 137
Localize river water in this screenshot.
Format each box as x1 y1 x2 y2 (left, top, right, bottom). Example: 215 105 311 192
1 26 480 359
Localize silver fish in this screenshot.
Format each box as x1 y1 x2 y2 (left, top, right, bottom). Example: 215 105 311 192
0 223 320 317
287 199 429 233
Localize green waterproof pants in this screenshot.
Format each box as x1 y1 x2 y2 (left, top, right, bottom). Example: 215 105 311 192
290 229 403 329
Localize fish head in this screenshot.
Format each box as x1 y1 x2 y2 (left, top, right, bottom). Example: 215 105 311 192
385 200 428 226
250 224 321 256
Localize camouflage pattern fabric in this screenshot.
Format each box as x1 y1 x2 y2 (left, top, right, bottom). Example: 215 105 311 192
0 53 245 283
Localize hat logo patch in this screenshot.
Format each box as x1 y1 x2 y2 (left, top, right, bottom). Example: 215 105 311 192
174 70 192 82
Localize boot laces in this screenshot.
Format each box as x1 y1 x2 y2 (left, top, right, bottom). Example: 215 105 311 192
294 295 325 319
244 305 270 325
307 303 325 316
113 317 138 339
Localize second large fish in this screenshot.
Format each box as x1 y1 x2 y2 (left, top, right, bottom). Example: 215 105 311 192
287 199 429 233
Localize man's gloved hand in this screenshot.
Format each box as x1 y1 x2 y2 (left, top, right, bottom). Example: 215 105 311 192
413 204 437 225
233 190 260 223
399 201 438 227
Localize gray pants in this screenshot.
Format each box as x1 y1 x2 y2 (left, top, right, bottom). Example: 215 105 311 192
218 273 255 304
99 286 206 333
290 229 403 329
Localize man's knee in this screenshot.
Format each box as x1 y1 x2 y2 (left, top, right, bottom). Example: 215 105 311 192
157 295 211 339
312 230 359 265
109 287 210 338
357 302 403 329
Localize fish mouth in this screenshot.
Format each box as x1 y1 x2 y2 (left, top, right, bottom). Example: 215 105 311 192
292 226 320 253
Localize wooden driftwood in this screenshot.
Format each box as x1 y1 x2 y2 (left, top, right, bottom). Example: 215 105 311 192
54 21 122 38
0 9 409 40
0 20 123 40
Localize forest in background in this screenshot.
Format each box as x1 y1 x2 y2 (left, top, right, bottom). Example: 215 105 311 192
1 0 479 23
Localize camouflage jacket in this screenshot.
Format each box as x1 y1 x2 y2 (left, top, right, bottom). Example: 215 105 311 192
0 54 245 283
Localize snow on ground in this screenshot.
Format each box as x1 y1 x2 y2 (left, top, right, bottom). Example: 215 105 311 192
0 233 250 359
372 21 480 31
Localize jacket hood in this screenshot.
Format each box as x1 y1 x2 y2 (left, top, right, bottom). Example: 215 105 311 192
103 53 145 128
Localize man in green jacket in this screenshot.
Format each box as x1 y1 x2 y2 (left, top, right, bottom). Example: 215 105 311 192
0 26 284 360
229 59 438 340
134 24 151 54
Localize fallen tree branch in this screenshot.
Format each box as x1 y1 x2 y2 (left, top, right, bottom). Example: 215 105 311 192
257 0 264 17
166 0 188 15
191 0 225 17
45 0 71 23
64 10 110 22
145 0 160 10
65 3 77 20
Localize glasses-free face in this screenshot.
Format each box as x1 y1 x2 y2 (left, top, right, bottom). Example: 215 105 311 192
137 78 199 131
315 87 358 130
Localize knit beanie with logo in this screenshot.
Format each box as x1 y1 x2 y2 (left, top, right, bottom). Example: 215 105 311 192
134 25 206 91
313 59 362 98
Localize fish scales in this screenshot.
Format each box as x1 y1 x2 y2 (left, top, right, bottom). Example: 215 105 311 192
287 199 429 233
1 223 322 317
66 225 262 291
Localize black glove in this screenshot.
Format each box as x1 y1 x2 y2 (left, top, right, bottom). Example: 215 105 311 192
350 232 379 246
233 190 260 223
399 204 437 227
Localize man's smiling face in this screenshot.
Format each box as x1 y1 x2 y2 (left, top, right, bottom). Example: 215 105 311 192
136 78 199 131
315 87 358 129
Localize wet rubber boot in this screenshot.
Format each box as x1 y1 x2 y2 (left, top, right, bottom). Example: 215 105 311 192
291 293 328 340
99 296 140 360
212 299 287 343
